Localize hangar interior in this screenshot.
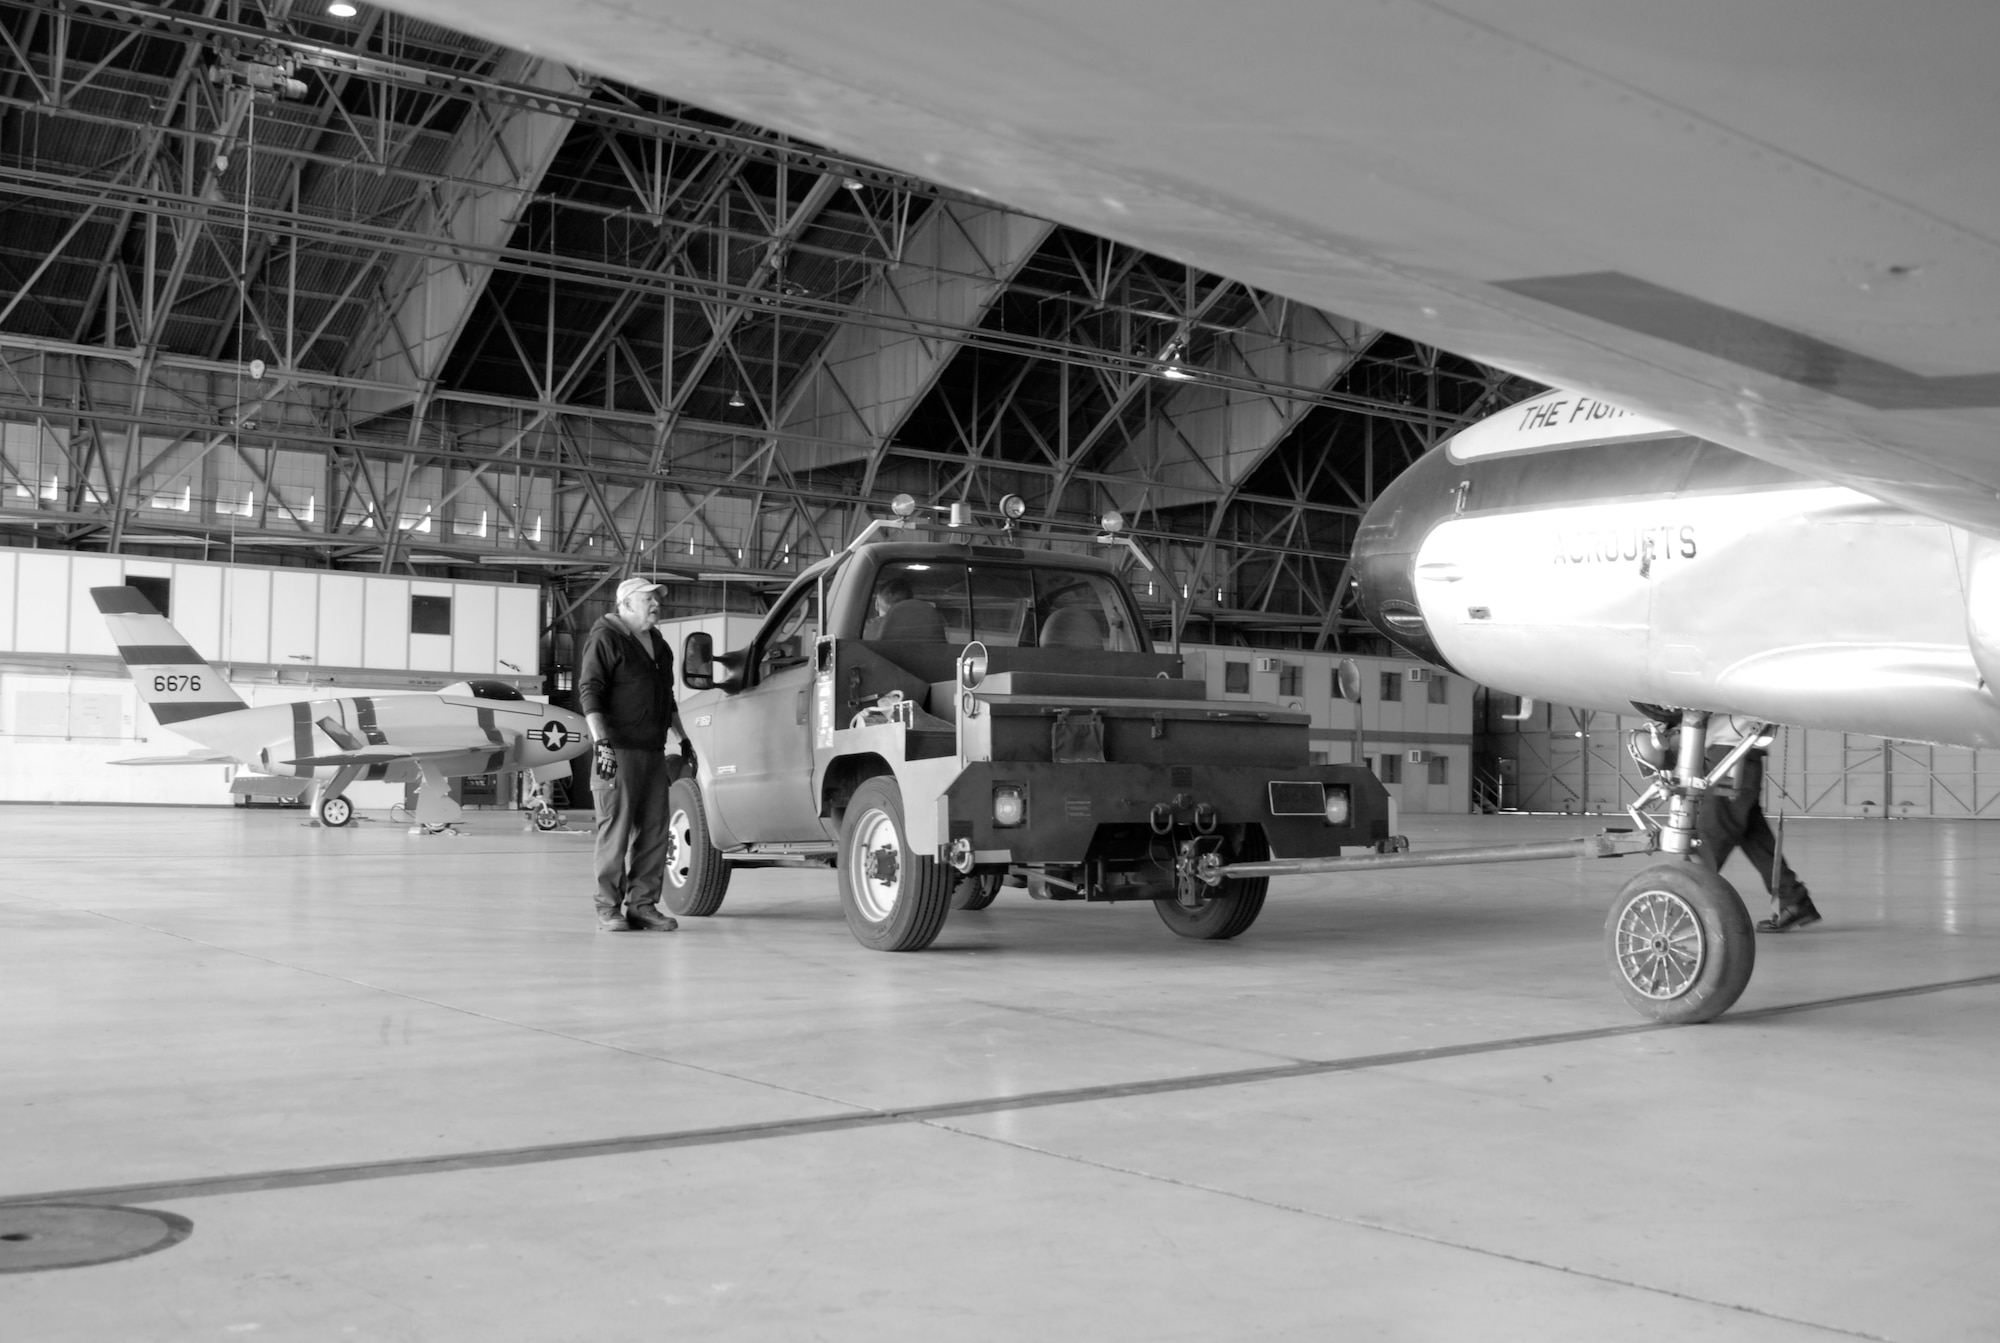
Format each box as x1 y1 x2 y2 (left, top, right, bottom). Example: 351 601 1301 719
3 3 1999 1340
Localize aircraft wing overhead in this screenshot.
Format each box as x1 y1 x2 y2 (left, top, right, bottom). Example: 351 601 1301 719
382 0 2000 533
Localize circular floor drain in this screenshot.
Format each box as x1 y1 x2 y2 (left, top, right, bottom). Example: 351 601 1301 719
0 1205 192 1273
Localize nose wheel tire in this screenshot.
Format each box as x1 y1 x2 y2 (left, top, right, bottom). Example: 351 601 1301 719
838 776 954 951
316 794 353 828
1154 828 1269 940
1606 862 1756 1023
662 778 731 917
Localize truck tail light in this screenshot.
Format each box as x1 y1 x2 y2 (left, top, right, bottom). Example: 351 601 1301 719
1324 787 1351 825
993 784 1026 827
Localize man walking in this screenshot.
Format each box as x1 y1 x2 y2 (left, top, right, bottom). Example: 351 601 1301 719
1698 724 1822 933
578 576 682 932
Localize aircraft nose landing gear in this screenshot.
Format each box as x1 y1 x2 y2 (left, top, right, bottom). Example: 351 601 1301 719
1610 710 1759 1023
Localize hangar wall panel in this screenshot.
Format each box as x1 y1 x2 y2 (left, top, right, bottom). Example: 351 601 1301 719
452 585 497 674
495 587 539 676
0 550 15 647
173 562 224 658
67 557 122 656
269 572 320 664
364 578 410 671
318 575 365 667
223 567 272 664
16 553 67 652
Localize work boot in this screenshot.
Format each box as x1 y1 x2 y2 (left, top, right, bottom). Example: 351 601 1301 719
596 895 633 932
626 903 679 932
1756 897 1823 933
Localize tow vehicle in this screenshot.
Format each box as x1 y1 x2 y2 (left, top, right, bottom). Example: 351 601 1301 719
665 496 1394 951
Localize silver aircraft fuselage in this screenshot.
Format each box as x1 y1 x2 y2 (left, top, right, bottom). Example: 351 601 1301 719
1351 391 2000 749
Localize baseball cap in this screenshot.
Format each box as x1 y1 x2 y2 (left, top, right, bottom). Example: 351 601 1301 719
615 576 662 604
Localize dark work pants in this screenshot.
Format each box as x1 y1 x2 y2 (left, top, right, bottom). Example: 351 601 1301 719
1697 748 1809 908
593 747 672 914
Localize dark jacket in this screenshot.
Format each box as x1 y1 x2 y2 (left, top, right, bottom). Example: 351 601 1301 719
577 615 677 750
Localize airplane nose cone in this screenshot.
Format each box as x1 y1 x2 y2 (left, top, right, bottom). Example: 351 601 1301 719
1352 497 1458 671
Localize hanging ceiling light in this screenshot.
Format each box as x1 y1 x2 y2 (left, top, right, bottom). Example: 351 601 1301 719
327 1 358 16
727 388 746 408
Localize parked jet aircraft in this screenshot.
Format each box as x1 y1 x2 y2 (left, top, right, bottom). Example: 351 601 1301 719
92 587 588 831
366 0 1998 1018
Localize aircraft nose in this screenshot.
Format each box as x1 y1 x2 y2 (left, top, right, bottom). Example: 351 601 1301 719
1351 499 1456 670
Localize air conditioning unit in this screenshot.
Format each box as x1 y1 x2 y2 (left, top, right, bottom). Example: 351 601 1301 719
1406 749 1432 764
1255 657 1279 673
1405 667 1432 682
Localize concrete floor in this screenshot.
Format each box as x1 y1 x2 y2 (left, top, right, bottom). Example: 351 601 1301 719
3 805 1997 1341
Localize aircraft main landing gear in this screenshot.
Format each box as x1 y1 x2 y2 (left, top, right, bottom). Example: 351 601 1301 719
315 792 353 828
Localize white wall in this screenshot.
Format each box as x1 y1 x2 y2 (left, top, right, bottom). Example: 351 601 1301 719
0 549 538 675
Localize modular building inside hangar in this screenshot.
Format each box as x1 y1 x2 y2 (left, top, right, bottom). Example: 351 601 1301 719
1 2 1996 1338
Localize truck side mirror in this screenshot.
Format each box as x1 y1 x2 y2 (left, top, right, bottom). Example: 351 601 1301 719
681 632 715 690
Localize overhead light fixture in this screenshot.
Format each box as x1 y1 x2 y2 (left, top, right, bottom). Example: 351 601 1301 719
727 388 746 408
842 178 864 191
327 2 358 16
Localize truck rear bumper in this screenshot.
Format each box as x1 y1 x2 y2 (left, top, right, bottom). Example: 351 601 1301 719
939 761 1389 864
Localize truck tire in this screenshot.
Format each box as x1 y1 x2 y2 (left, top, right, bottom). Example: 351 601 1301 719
1605 861 1755 1024
1154 829 1269 941
838 776 954 951
663 778 731 917
953 872 1002 911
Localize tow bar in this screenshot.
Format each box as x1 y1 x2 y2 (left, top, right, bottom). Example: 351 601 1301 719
1195 829 1658 885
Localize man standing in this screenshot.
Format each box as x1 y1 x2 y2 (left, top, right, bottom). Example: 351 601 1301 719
578 576 682 932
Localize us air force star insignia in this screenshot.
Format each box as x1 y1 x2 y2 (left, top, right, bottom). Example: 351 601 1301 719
537 721 572 751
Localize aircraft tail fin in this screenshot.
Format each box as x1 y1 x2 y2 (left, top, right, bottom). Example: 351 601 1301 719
91 586 247 724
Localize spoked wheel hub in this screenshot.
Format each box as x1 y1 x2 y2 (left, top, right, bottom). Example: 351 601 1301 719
1614 888 1704 999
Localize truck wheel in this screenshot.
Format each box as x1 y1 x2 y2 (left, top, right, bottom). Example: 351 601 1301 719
1154 829 1269 940
1605 862 1755 1024
838 776 954 951
953 872 1002 911
663 778 731 917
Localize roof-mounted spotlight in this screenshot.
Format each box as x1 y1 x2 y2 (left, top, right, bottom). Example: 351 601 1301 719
1099 510 1125 535
890 493 918 518
999 494 1027 521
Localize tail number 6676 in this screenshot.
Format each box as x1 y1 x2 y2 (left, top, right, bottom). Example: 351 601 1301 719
153 674 202 693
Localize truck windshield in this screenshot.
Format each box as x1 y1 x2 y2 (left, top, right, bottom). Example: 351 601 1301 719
863 561 1139 651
